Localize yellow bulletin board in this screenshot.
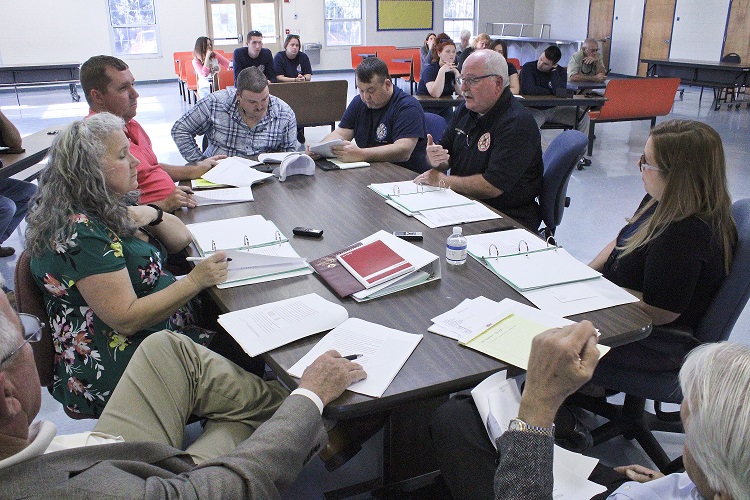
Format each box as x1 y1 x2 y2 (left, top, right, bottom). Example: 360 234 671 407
377 0 434 31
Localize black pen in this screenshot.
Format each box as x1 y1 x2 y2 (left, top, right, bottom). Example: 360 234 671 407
481 226 516 234
343 354 363 360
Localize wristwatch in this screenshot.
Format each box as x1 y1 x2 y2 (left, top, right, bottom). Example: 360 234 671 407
508 418 555 437
146 203 163 226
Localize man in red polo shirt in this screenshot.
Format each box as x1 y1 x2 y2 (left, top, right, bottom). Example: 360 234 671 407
81 55 223 212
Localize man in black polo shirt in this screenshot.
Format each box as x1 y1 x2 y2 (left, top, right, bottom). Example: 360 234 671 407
233 30 276 85
415 49 543 231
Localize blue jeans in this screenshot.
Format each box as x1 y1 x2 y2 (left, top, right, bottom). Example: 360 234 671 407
0 178 37 244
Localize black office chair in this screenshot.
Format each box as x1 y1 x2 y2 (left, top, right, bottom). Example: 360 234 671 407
424 112 449 143
538 130 587 241
572 198 750 471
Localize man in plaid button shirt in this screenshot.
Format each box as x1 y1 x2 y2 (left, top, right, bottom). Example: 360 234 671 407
172 67 298 162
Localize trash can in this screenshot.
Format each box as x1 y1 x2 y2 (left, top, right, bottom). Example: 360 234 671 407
302 43 322 66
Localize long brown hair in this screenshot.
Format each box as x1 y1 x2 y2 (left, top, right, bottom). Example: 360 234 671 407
619 120 736 273
193 36 213 65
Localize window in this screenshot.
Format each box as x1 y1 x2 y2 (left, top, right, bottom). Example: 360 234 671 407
108 0 160 56
443 0 475 42
325 0 362 47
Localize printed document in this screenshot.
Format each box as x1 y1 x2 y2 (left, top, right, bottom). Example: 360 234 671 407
288 318 422 397
471 371 606 498
201 157 270 187
217 293 348 357
192 187 254 205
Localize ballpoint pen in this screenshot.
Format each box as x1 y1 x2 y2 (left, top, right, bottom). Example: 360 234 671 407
185 256 233 262
343 354 363 360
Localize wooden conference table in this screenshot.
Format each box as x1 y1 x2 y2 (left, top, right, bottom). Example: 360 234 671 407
179 162 651 489
0 124 65 179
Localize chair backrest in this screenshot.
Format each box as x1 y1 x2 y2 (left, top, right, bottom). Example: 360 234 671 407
594 77 680 121
179 60 198 89
721 52 741 64
411 48 422 83
507 57 521 71
13 250 54 387
695 198 750 342
380 47 413 78
175 51 194 81
424 112 448 143
539 130 587 233
215 68 234 91
268 80 348 129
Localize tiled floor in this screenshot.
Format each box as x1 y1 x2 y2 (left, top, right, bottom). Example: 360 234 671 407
2 76 749 498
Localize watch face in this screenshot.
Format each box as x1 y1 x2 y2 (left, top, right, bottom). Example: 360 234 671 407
508 418 525 432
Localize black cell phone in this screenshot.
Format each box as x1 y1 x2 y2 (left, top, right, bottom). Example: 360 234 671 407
293 227 324 238
393 231 423 241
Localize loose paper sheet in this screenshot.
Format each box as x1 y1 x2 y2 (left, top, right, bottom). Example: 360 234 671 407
288 318 422 397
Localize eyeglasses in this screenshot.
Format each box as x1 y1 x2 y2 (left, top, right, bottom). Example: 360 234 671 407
639 154 662 172
0 314 45 366
457 74 500 88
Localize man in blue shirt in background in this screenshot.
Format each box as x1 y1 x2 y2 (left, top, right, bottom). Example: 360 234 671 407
233 30 276 85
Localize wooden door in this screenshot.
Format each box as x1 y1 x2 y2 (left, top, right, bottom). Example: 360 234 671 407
723 0 750 62
588 0 616 71
638 0 677 75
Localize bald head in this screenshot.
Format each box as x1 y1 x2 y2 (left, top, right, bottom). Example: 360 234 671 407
464 49 509 90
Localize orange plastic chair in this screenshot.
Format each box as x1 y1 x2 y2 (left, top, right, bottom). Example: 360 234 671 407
507 58 521 71
379 47 412 80
214 68 235 91
179 60 198 104
587 77 680 155
174 51 193 98
398 48 421 94
350 46 396 69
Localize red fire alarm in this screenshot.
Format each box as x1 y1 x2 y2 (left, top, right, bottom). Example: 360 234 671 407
285 29 290 34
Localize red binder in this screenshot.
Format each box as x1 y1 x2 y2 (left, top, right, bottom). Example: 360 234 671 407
336 239 414 288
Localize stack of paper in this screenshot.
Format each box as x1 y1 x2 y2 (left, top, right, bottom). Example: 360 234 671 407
429 298 609 369
288 317 423 397
200 156 272 188
471 371 607 498
311 230 440 302
466 229 638 316
186 215 312 288
369 181 501 228
217 293 348 356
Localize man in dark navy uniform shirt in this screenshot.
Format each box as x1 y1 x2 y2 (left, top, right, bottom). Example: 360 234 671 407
233 30 276 85
307 57 428 173
415 50 543 231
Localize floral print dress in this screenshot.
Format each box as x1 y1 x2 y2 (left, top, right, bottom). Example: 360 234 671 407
30 214 212 417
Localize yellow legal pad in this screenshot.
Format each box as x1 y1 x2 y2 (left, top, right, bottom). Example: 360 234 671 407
461 314 610 370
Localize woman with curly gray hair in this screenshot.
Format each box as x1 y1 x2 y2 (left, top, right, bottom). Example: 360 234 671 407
25 112 229 417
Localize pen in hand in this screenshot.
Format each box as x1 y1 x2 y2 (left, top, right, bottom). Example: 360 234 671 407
342 354 363 360
185 256 233 262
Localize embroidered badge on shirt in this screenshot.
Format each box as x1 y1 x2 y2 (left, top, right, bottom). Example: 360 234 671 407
477 132 491 152
376 123 388 141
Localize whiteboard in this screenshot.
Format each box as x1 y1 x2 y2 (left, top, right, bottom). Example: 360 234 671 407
610 0 646 76
669 0 730 61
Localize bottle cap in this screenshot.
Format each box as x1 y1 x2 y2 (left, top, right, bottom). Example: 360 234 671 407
452 227 462 235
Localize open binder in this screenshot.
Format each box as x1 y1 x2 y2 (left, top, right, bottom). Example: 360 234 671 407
312 230 440 302
466 229 600 292
186 215 312 289
368 180 500 228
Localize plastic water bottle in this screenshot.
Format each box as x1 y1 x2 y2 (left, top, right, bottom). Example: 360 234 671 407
446 226 467 266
